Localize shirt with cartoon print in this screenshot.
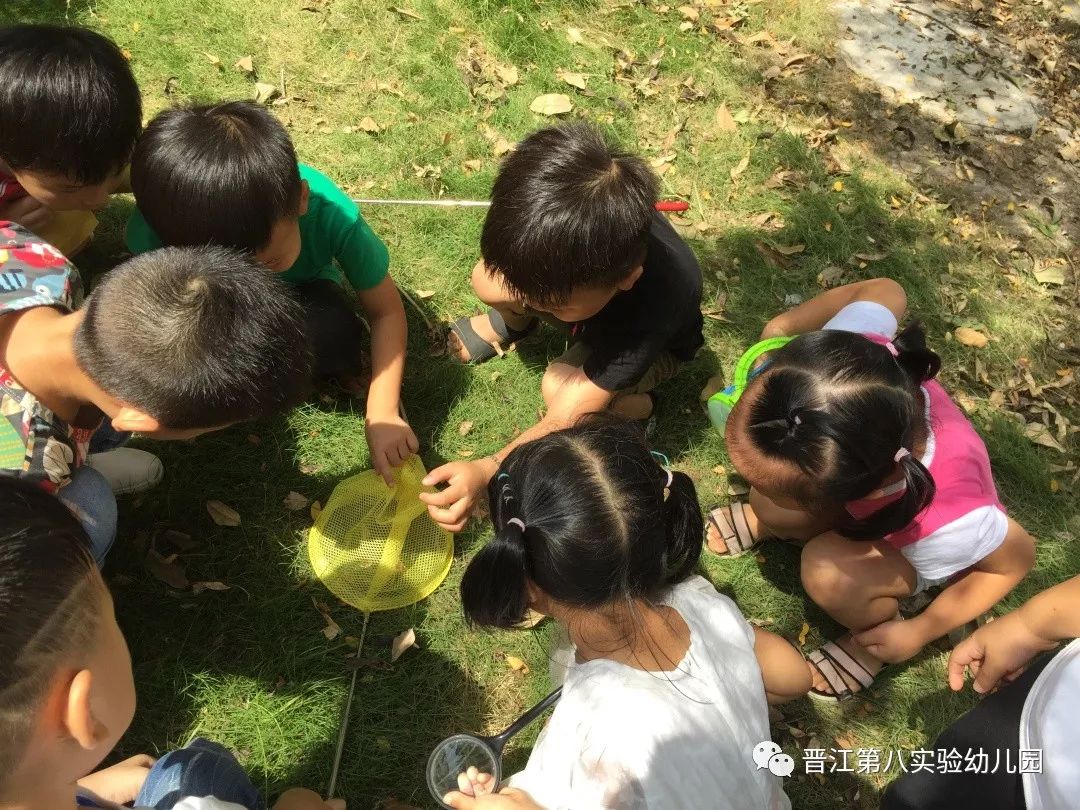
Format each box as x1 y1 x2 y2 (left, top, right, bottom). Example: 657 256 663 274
0 220 99 492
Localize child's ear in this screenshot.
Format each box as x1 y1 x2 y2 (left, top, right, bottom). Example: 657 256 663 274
298 180 310 216
618 265 645 291
63 669 109 750
524 580 551 616
111 407 160 434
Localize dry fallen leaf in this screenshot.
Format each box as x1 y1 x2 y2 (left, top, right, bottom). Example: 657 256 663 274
283 491 310 511
1025 422 1065 452
529 93 573 116
206 500 241 527
253 82 280 104
495 65 519 86
729 151 751 181
560 71 588 90
204 52 222 68
714 103 737 133
358 116 381 134
566 27 585 45
1033 263 1065 285
954 327 989 348
146 548 189 589
415 289 436 298
678 5 700 21
798 622 810 646
832 180 844 192
234 55 255 74
505 654 530 674
310 501 323 522
458 420 474 436
390 6 424 20
192 581 231 595
391 627 417 662
774 243 806 256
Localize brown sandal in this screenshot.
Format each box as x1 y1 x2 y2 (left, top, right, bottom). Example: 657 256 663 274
705 502 761 557
807 639 881 702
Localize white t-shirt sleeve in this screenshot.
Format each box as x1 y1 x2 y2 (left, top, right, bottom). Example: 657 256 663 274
1022 640 1080 810
899 505 1009 580
822 300 898 339
136 801 246 810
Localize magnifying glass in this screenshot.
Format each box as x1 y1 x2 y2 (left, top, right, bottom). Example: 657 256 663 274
426 687 562 807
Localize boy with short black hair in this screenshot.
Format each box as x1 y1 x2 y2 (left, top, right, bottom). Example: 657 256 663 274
423 123 703 532
0 476 343 810
127 101 416 484
0 24 141 256
0 221 312 562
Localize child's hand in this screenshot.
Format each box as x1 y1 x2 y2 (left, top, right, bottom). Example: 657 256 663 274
853 618 926 664
420 459 494 532
948 610 1058 694
444 786 542 810
0 195 54 232
365 413 419 485
76 754 157 805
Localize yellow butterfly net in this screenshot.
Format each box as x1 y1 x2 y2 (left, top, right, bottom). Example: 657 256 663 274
307 455 454 613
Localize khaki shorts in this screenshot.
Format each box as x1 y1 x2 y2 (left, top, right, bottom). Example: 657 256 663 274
552 341 682 396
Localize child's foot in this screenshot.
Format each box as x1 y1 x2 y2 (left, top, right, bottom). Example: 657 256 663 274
806 635 885 701
448 309 537 364
705 501 768 556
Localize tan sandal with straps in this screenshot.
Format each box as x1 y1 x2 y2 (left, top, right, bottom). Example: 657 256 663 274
705 502 761 557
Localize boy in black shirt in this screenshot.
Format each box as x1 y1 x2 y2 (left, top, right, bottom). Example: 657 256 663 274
423 123 703 531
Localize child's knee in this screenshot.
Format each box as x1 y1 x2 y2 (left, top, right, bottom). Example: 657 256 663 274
541 362 574 406
470 259 511 306
799 536 854 608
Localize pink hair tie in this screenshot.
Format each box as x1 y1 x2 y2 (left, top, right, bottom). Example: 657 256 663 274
507 518 526 532
884 341 899 358
894 447 911 462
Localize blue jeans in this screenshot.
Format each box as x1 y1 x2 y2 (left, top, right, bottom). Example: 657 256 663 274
135 739 265 810
59 465 116 565
57 422 131 565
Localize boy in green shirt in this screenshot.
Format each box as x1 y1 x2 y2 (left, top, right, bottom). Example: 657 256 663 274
128 101 415 483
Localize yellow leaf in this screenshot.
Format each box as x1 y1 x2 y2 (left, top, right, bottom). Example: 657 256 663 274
1050 478 1061 492
206 500 241 527
204 52 222 67
495 65 519 86
310 501 323 521
234 55 255 74
391 627 417 662
714 103 738 133
458 420 474 436
678 5 700 21
954 327 989 348
729 150 751 181
389 6 424 20
505 654 530 674
823 221 833 232
358 116 381 133
832 180 844 192
798 622 810 646
560 71 588 90
529 93 573 116
566 27 585 45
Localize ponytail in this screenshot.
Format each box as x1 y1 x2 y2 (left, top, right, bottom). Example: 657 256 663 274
893 320 941 384
662 471 703 583
460 520 530 629
836 451 936 540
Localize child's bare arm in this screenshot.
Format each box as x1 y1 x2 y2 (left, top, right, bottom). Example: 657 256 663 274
760 278 907 339
357 275 418 484
908 518 1036 645
752 627 812 704
272 788 345 810
949 575 1080 693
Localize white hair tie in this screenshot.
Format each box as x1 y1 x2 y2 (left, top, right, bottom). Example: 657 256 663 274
507 518 526 532
894 447 911 462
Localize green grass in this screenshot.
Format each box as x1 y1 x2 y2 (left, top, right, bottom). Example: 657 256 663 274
10 0 1079 807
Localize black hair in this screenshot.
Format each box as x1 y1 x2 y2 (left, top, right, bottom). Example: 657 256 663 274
480 123 659 307
461 417 702 629
130 101 303 252
0 24 141 184
0 477 100 786
727 323 942 539
74 245 312 428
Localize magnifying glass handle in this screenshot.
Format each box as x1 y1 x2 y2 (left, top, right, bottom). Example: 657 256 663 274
493 686 563 751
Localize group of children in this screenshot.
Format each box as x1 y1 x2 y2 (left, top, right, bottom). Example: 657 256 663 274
0 20 1066 810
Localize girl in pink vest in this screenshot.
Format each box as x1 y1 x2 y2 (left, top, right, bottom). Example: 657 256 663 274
708 278 1036 700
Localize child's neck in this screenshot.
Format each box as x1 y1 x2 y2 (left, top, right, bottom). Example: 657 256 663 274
0 773 79 810
0 307 97 422
562 597 691 673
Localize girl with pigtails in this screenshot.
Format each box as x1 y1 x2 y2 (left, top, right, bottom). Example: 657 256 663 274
707 278 1036 700
444 417 809 810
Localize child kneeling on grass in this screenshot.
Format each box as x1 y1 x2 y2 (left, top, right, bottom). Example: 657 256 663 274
0 222 311 564
0 477 342 810
127 101 415 484
423 123 703 533
708 278 1036 700
0 24 141 256
444 418 809 810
